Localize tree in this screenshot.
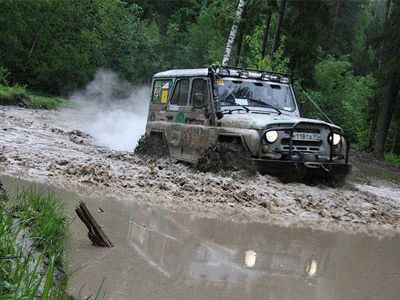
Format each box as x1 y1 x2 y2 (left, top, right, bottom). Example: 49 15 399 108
298 54 374 144
282 0 331 83
261 0 278 58
374 0 400 155
0 0 127 93
269 0 287 61
110 5 163 82
222 0 246 66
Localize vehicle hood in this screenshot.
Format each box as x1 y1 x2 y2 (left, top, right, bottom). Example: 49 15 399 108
218 112 341 131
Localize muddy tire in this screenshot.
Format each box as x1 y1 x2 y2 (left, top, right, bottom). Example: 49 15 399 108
134 133 169 158
194 141 257 175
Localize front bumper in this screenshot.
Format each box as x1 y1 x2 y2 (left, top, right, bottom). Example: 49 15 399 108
252 158 352 176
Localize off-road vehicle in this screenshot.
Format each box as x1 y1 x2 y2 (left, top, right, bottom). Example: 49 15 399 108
141 66 351 177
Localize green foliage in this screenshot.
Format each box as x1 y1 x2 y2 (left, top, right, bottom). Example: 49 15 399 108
0 83 27 100
0 0 127 93
363 176 372 185
246 29 290 72
384 152 400 167
12 186 71 254
299 54 375 145
111 5 163 82
0 83 66 109
29 94 66 109
184 2 235 67
0 66 10 85
283 0 331 84
0 184 72 299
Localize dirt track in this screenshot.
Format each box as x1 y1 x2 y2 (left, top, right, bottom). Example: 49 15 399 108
1 105 400 237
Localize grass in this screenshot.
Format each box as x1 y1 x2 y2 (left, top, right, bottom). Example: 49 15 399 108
378 171 400 185
384 152 400 167
11 186 72 255
0 183 106 299
0 83 67 109
0 184 72 299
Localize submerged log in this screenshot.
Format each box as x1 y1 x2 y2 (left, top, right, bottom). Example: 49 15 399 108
75 201 114 247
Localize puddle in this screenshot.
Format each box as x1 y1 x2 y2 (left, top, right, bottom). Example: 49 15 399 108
1 175 400 299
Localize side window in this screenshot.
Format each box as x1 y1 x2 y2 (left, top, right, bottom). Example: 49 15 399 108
152 80 172 104
190 79 209 109
170 79 189 106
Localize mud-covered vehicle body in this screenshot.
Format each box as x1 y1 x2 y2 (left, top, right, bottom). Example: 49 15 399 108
144 66 351 176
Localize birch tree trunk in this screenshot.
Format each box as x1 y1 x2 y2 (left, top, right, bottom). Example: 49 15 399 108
222 0 245 67
234 6 247 66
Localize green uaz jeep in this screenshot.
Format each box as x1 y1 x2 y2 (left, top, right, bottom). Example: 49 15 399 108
142 66 351 177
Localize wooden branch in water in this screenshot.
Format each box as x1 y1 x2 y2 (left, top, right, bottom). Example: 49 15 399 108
75 201 114 247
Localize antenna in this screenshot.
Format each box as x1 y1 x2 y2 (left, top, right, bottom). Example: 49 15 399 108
295 81 333 124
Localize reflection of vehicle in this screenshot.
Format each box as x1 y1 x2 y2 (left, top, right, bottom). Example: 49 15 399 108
143 66 351 176
126 207 327 295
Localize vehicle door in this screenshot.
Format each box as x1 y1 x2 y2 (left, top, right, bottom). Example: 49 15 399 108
165 77 211 162
164 78 191 160
186 78 212 161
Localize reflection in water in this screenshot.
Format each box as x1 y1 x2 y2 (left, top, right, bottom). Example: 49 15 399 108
123 200 400 299
306 260 318 277
1 176 400 300
126 207 322 294
244 250 257 268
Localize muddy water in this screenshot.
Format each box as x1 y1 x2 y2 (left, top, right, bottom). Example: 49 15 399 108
2 176 399 300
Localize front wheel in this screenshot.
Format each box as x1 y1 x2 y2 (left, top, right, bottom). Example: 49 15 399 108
194 141 256 174
134 133 169 158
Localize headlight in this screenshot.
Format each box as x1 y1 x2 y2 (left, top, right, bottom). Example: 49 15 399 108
330 133 341 146
265 130 278 143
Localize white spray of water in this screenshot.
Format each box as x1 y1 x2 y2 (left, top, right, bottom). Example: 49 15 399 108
69 69 150 151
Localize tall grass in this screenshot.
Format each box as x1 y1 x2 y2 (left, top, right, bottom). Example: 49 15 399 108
0 83 66 109
12 187 71 255
0 185 71 299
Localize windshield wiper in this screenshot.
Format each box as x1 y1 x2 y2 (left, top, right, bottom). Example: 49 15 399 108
248 99 282 115
221 103 249 114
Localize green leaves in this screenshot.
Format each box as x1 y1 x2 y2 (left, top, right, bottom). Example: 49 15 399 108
0 0 128 93
301 54 375 145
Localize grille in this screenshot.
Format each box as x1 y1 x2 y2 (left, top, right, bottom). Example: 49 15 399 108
281 128 323 153
281 139 322 152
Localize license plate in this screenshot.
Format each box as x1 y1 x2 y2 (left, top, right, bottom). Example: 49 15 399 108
292 132 321 141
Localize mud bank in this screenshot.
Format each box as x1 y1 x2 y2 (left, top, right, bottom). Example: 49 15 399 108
0 106 399 237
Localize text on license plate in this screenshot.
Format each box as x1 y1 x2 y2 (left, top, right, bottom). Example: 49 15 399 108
292 132 321 141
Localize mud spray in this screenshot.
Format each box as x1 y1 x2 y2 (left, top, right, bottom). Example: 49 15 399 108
69 69 150 151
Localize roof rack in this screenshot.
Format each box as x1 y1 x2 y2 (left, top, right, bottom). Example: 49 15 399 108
216 66 293 83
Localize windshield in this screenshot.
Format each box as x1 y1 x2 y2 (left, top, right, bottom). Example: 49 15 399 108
216 78 296 112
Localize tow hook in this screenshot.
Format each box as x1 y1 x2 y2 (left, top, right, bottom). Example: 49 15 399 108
304 162 330 173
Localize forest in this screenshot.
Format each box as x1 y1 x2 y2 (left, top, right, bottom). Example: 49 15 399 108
0 0 399 157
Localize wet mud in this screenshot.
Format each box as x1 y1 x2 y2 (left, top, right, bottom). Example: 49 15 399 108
0 106 400 237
